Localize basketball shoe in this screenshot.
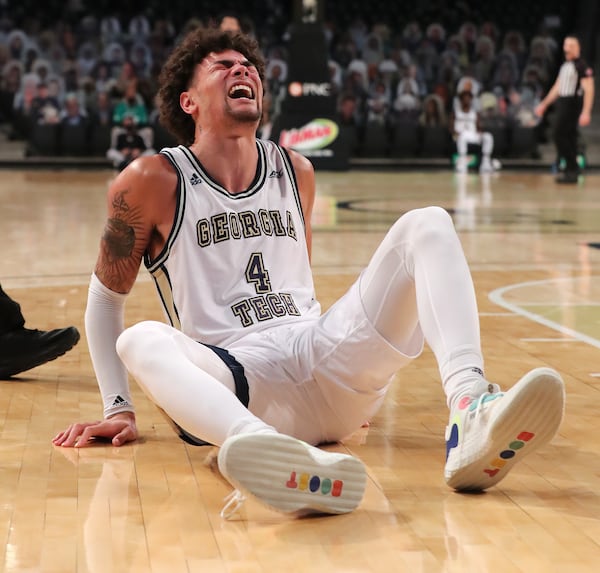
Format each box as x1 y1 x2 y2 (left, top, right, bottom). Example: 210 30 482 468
445 367 565 491
218 432 367 516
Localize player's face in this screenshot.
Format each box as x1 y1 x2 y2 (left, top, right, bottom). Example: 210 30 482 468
563 38 580 61
460 93 472 109
187 49 263 129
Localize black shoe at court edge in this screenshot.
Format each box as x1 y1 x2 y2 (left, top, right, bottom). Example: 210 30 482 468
0 326 80 379
555 171 579 184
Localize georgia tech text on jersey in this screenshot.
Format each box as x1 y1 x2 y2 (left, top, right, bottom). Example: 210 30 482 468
196 209 298 247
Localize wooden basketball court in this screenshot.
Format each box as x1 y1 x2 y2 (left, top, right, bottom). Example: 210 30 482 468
1 167 599 572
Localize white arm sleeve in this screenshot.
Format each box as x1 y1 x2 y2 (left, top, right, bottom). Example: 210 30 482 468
85 273 135 418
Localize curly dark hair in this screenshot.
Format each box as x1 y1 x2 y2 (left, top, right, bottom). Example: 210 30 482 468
158 29 266 146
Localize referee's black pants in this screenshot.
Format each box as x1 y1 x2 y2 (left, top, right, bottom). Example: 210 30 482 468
554 96 582 173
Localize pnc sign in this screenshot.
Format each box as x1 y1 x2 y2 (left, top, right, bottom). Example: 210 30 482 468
288 81 332 97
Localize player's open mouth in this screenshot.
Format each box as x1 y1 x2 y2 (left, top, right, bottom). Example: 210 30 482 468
228 84 254 100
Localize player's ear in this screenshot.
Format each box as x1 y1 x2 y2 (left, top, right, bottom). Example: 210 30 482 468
180 91 197 115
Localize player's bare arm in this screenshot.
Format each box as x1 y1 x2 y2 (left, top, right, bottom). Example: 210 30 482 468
288 149 316 260
52 155 178 448
95 155 177 293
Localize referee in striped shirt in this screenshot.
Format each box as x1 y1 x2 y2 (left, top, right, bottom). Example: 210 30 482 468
535 35 594 183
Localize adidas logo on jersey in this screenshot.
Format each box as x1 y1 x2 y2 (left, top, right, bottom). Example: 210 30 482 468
190 173 202 185
268 169 283 178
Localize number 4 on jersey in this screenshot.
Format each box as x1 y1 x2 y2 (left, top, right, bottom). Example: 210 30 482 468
231 252 301 327
245 252 272 294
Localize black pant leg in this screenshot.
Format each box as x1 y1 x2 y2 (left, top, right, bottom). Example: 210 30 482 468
554 97 582 173
0 283 26 334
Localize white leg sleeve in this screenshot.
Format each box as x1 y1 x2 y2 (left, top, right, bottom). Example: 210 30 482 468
481 132 493 156
106 148 125 166
456 132 468 155
359 206 484 407
116 321 275 446
458 131 484 155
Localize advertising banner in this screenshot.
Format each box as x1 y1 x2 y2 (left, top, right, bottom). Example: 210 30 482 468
272 115 352 170
272 0 350 170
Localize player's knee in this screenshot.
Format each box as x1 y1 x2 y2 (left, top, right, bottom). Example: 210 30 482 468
388 207 455 257
400 205 453 235
116 320 167 365
410 206 457 250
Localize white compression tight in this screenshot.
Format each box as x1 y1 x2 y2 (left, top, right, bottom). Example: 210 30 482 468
359 206 484 407
116 324 275 446
116 206 483 446
457 131 493 157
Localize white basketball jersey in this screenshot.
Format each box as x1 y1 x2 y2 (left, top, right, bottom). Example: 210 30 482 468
453 106 477 134
145 140 321 347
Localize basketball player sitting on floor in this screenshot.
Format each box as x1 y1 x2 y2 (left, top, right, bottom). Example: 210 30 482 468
53 29 565 517
450 88 496 173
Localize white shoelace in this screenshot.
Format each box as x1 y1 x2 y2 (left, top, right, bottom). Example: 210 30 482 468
220 489 246 520
474 388 504 417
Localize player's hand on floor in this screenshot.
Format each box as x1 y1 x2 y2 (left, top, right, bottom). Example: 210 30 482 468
53 412 138 448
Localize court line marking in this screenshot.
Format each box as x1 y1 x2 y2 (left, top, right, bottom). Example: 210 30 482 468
489 277 600 350
479 312 514 316
3 272 153 290
6 273 600 353
520 338 577 342
512 302 600 307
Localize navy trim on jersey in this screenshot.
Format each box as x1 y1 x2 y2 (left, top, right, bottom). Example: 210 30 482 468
203 343 250 407
278 145 305 229
151 263 181 327
145 148 187 272
179 142 267 199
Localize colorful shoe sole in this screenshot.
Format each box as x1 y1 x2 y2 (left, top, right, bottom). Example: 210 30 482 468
218 433 366 515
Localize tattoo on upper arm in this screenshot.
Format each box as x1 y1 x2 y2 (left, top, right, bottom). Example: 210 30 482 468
104 217 135 257
96 188 146 288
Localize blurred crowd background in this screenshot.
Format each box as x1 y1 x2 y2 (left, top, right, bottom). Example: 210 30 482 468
0 0 591 161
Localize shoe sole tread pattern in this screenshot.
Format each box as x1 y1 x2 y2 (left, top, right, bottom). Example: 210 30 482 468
447 367 565 491
218 433 366 515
